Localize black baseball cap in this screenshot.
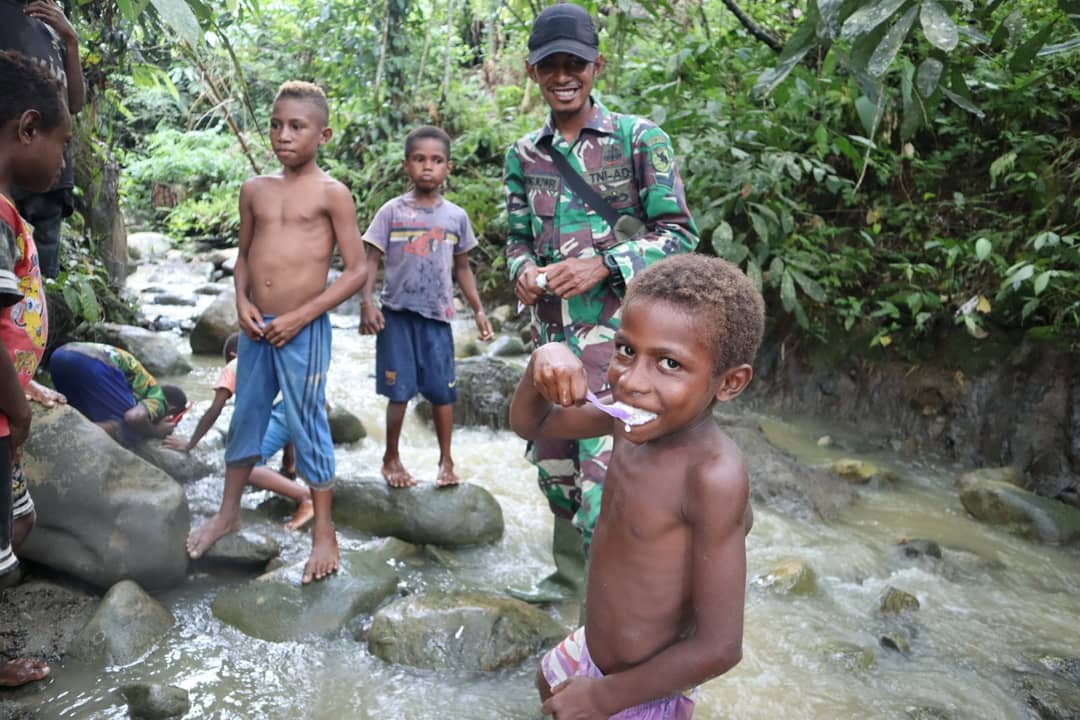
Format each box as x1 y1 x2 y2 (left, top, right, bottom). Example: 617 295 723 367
527 3 599 65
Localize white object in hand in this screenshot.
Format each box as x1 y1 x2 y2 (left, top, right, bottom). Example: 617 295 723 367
536 273 548 289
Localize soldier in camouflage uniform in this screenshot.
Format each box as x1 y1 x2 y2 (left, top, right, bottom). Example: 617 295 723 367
504 3 697 602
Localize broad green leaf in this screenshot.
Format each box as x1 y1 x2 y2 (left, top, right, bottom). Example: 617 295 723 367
940 86 983 117
1009 20 1056 72
791 269 827 303
1021 298 1039 320
817 0 847 39
749 211 773 243
754 4 820 97
115 0 135 18
150 0 203 47
1002 263 1035 288
710 220 733 254
855 95 879 135
1034 271 1052 295
745 259 763 293
780 269 797 312
1038 37 1080 57
869 5 919 76
975 237 992 260
841 0 909 40
920 0 959 51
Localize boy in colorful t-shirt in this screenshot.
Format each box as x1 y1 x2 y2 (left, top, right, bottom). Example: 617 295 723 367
0 50 69 594
359 125 493 489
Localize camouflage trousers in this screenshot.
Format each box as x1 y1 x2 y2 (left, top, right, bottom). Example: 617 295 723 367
528 287 620 549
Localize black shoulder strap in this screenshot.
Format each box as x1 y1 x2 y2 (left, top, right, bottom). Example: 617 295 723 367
538 136 621 228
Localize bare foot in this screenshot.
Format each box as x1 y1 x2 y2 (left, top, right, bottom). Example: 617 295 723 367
302 523 339 584
382 457 417 488
284 500 315 530
0 658 50 687
435 461 460 487
186 513 241 559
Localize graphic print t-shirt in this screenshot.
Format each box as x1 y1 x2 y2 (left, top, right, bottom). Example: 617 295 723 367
363 191 478 323
0 195 48 437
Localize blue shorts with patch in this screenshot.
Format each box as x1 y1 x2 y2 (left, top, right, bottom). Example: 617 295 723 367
225 314 336 488
376 307 457 406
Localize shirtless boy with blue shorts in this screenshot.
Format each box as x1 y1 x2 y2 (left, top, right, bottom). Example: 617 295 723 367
511 254 763 718
186 81 367 584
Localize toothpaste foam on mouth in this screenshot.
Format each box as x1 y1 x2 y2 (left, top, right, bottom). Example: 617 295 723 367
609 401 656 427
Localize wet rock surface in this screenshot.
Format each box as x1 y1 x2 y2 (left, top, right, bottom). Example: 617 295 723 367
367 591 566 671
333 477 504 547
68 580 175 667
21 405 190 591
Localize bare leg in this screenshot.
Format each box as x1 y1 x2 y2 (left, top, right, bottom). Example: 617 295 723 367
536 666 552 702
302 488 338 584
0 658 50 687
381 402 416 488
431 404 459 487
12 512 33 550
186 464 249 558
249 466 313 530
279 442 296 479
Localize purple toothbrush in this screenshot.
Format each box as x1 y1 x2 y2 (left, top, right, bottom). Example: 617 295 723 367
585 391 656 428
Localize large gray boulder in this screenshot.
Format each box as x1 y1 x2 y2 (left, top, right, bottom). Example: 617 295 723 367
417 356 523 431
334 477 504 546
190 290 238 355
127 232 173 263
0 579 97 660
960 480 1080 544
84 323 192 377
20 405 191 590
68 580 175 667
131 441 215 484
328 403 366 444
211 550 400 642
367 591 566 671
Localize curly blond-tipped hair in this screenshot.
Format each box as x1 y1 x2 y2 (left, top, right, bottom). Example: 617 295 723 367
623 254 765 374
273 80 329 125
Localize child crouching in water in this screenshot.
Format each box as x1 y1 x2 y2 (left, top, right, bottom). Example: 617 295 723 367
510 254 764 718
186 80 367 584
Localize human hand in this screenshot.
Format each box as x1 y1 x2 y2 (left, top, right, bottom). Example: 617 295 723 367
531 342 587 407
24 1 78 45
543 257 608 299
514 265 546 306
359 303 385 335
474 310 493 341
263 310 307 348
236 298 265 341
25 379 66 407
162 434 190 452
541 677 608 719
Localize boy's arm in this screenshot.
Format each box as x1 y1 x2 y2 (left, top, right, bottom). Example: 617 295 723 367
122 403 175 439
263 182 368 347
25 1 85 113
234 180 264 340
509 343 611 441
163 388 230 452
358 245 384 335
543 457 748 718
452 252 492 340
0 338 31 450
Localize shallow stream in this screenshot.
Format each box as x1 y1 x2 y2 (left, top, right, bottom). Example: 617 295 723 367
17 256 1080 719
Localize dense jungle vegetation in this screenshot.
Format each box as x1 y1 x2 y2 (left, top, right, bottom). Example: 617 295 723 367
61 0 1080 353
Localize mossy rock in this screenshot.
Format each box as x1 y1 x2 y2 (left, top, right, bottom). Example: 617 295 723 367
753 559 817 596
879 586 920 615
960 480 1080 544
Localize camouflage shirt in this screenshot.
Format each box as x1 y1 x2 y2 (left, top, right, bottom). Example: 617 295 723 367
504 99 698 357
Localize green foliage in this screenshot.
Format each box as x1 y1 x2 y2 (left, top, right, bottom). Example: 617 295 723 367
120 128 254 236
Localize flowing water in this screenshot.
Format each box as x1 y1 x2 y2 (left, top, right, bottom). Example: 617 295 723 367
16 255 1080 719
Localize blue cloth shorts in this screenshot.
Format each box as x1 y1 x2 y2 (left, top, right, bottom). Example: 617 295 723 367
259 402 290 461
225 314 335 488
375 307 457 405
